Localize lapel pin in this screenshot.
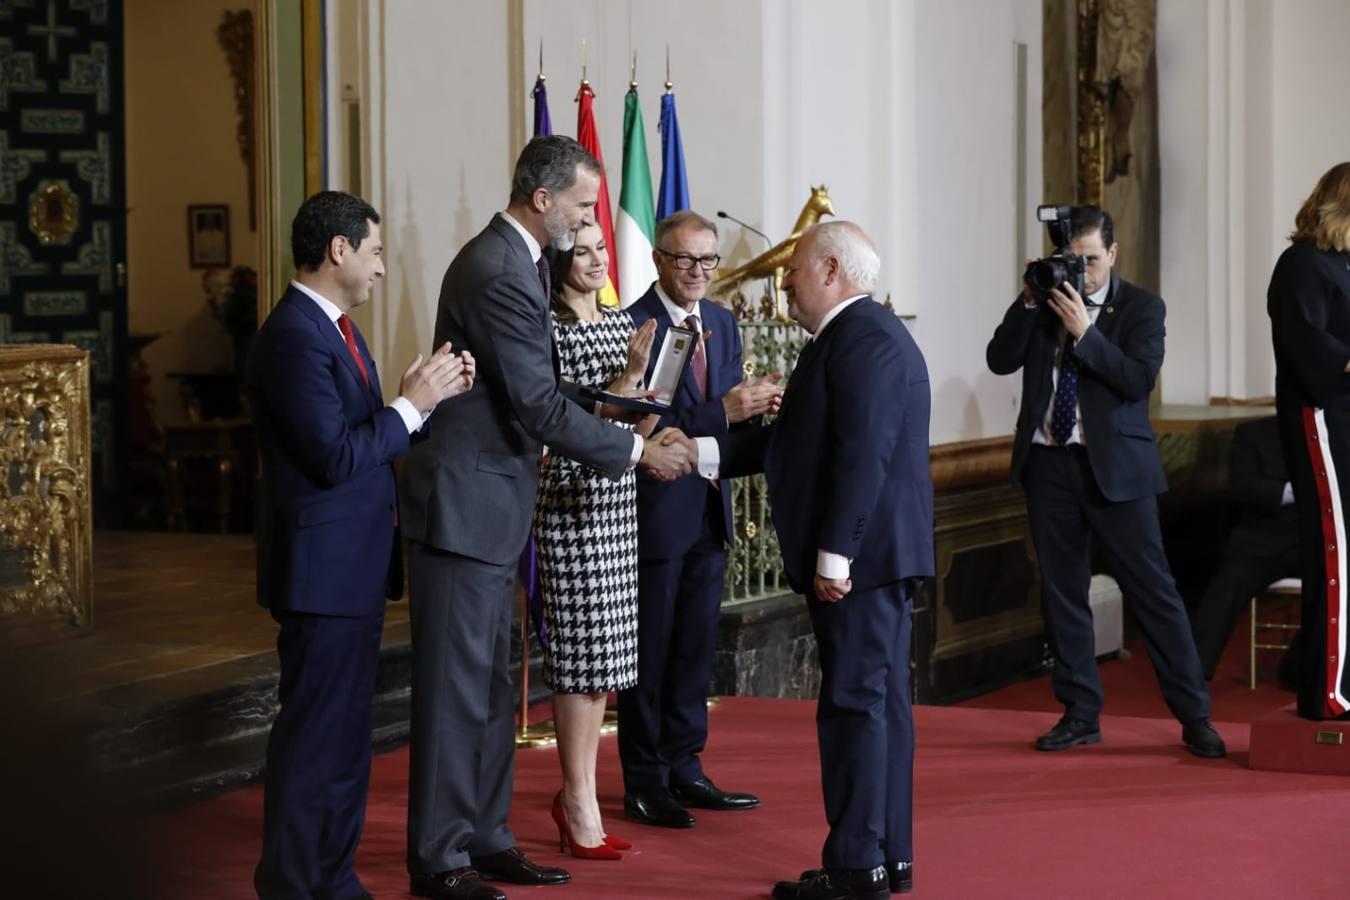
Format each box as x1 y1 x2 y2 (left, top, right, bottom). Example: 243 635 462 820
1106 306 1115 313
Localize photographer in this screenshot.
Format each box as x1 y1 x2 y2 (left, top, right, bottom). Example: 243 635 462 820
986 205 1224 758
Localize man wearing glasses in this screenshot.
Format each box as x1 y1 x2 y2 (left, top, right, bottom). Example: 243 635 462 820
619 210 783 829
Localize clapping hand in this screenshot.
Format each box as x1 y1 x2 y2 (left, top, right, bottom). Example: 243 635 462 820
722 373 784 423
400 342 474 414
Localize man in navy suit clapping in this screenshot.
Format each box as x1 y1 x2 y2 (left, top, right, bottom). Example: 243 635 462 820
247 191 474 900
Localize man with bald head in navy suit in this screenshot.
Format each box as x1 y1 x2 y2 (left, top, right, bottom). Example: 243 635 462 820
670 220 932 900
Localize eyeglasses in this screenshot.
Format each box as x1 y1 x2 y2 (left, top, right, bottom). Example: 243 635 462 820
656 249 720 271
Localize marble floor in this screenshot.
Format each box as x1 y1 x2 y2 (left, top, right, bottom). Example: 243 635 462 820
23 530 410 702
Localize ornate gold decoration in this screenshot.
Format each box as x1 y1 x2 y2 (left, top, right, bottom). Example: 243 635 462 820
28 179 79 245
1095 0 1157 184
1076 0 1106 205
217 10 257 230
0 345 93 635
744 521 757 540
710 186 836 320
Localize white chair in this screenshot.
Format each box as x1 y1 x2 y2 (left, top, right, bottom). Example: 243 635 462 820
1250 578 1301 689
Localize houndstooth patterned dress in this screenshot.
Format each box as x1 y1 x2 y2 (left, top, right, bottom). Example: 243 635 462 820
534 306 639 693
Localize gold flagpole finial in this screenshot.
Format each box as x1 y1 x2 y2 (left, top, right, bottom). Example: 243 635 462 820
664 45 673 93
581 38 588 86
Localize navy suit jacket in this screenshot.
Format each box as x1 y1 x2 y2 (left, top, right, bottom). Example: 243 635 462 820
718 298 934 595
986 272 1168 503
246 287 407 616
627 286 740 561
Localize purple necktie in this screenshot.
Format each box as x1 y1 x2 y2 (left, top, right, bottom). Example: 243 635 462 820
536 255 551 300
685 314 707 398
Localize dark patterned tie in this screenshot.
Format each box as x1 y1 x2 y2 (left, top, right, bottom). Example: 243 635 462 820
685 314 707 398
1049 343 1081 445
337 314 371 388
536 255 551 300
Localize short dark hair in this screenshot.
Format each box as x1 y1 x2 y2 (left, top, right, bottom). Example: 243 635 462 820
1069 205 1114 248
510 135 602 206
291 190 380 272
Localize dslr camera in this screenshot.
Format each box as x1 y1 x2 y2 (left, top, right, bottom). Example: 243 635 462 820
1023 205 1086 304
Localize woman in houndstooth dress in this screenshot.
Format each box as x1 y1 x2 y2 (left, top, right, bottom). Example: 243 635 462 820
533 223 657 855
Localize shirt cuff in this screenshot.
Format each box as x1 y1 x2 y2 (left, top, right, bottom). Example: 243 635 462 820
628 433 643 468
390 396 425 434
694 436 720 480
817 550 851 579
1282 482 1295 506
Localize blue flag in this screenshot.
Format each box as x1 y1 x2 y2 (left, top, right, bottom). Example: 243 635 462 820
520 73 552 647
532 76 552 137
656 91 690 220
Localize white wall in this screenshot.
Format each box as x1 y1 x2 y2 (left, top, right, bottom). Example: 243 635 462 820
912 0 1042 443
1159 0 1350 404
334 0 1349 441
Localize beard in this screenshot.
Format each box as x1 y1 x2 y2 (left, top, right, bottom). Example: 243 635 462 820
544 207 576 251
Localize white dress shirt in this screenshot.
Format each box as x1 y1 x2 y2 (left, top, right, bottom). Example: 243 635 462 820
1031 281 1108 447
501 211 644 467
291 280 424 434
692 294 870 581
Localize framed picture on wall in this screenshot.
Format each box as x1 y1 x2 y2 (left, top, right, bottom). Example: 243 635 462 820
188 204 231 268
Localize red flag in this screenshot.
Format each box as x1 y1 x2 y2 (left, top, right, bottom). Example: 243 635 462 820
575 82 621 307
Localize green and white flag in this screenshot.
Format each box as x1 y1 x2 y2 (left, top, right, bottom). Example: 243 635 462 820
617 85 657 308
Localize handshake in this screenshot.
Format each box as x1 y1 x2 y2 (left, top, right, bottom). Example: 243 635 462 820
638 428 700 482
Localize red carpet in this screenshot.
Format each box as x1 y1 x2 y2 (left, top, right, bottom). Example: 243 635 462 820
160 635 1350 899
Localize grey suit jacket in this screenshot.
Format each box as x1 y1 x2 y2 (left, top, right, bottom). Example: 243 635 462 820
399 214 634 564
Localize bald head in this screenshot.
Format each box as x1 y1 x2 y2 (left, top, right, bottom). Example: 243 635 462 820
782 220 880 333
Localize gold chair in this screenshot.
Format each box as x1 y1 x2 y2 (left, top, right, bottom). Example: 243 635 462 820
1250 578 1301 689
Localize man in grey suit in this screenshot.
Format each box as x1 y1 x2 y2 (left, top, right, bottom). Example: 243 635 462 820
399 135 693 900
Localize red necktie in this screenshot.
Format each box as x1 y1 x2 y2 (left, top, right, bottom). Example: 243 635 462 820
685 314 707 398
337 314 371 388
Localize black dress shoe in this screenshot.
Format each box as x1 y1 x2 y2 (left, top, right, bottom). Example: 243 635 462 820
624 787 696 828
1034 716 1102 751
1182 719 1227 758
410 868 505 900
470 847 570 885
886 861 912 894
670 776 760 810
772 865 889 900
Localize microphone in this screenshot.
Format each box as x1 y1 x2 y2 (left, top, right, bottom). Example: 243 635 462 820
716 210 771 246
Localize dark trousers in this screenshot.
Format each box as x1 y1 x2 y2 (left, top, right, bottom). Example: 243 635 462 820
618 501 727 791
1024 445 1209 724
1276 401 1350 719
1191 547 1300 679
406 542 517 874
810 580 914 871
255 608 385 900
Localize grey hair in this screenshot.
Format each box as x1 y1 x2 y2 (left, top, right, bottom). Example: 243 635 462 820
805 220 880 292
654 209 718 249
510 135 602 205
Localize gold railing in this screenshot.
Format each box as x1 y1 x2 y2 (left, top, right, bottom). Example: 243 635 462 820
722 315 809 604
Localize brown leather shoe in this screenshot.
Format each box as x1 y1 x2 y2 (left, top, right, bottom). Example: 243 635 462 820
470 847 571 885
409 868 505 900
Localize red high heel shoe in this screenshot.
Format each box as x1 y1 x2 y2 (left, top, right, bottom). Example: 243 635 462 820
603 833 632 850
551 791 622 860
